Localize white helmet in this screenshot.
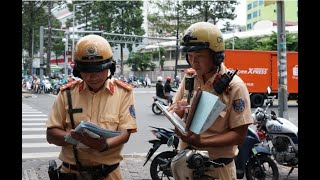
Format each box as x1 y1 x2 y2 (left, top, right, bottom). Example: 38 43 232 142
157 76 163 82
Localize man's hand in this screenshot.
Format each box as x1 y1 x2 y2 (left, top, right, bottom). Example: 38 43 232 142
70 130 108 152
167 100 190 118
175 128 202 147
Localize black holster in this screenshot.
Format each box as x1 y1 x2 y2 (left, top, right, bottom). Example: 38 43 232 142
48 160 77 180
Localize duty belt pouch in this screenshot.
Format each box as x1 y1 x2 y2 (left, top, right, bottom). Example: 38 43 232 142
48 160 77 180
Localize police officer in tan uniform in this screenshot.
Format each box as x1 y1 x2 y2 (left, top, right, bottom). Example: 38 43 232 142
168 22 253 180
46 34 137 180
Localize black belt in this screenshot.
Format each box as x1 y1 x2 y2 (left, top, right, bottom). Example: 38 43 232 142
211 158 234 167
62 162 119 172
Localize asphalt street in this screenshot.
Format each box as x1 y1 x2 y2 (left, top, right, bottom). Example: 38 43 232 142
22 87 298 179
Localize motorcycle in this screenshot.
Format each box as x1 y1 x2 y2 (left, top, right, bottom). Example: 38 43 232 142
152 96 170 115
145 126 279 180
253 87 298 178
143 126 178 180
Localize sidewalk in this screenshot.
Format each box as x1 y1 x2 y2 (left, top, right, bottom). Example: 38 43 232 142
22 155 297 180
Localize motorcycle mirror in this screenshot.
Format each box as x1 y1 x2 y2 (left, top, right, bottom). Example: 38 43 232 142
267 86 271 94
167 135 175 147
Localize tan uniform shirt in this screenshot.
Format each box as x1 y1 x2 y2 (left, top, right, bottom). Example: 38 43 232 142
173 63 253 159
46 78 137 166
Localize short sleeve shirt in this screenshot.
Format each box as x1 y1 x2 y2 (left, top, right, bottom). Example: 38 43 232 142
46 78 137 166
173 63 253 159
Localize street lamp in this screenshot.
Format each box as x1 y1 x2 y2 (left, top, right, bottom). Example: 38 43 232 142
62 31 69 82
158 42 161 69
72 2 91 62
72 4 76 63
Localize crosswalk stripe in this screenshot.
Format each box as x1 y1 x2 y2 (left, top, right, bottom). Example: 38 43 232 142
23 118 47 121
22 143 56 148
23 114 47 117
22 128 46 131
22 103 60 160
22 152 60 159
22 123 46 126
22 134 46 139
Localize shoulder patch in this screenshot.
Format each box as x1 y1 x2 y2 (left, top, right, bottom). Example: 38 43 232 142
232 99 245 113
129 105 136 118
114 79 134 91
60 79 81 91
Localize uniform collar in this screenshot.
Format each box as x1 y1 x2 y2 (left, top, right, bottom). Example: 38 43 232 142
79 78 114 94
106 79 115 94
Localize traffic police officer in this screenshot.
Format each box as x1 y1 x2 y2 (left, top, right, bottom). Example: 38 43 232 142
168 22 253 180
46 34 137 180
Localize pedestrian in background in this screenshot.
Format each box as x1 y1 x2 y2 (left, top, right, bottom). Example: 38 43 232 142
164 76 176 105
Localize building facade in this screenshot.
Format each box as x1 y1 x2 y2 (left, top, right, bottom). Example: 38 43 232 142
246 0 298 30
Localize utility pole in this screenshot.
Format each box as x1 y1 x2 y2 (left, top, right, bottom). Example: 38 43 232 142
174 0 180 79
72 4 75 63
39 26 44 80
277 0 289 119
63 31 69 82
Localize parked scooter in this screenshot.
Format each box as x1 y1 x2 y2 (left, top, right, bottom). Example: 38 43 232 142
253 87 298 178
143 126 178 180
152 96 170 115
145 125 279 180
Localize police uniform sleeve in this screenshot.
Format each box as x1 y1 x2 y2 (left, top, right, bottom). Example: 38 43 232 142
119 89 138 133
46 91 67 129
228 81 254 129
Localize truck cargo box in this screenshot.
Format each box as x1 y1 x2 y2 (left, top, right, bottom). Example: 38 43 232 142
224 49 298 107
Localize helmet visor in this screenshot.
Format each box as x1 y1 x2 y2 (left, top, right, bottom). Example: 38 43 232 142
180 42 210 52
75 59 114 73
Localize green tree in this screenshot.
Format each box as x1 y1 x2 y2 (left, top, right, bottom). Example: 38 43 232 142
22 1 62 75
68 1 145 75
225 31 298 52
67 2 95 31
125 52 155 71
147 0 180 37
147 0 239 41
180 0 238 24
221 22 233 33
22 1 48 75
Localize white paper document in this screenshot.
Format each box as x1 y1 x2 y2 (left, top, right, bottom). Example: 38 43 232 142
156 91 226 135
189 91 226 134
65 121 121 145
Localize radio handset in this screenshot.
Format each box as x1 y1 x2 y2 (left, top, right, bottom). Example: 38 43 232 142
214 70 238 94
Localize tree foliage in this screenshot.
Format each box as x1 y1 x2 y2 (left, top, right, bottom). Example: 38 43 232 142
147 0 239 37
22 1 62 75
225 31 298 52
67 1 145 75
125 52 155 71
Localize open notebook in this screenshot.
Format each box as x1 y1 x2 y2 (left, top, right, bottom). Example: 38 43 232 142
156 88 226 135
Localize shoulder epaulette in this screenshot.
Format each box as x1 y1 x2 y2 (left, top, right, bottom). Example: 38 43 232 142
114 79 134 91
60 79 81 91
184 68 196 75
